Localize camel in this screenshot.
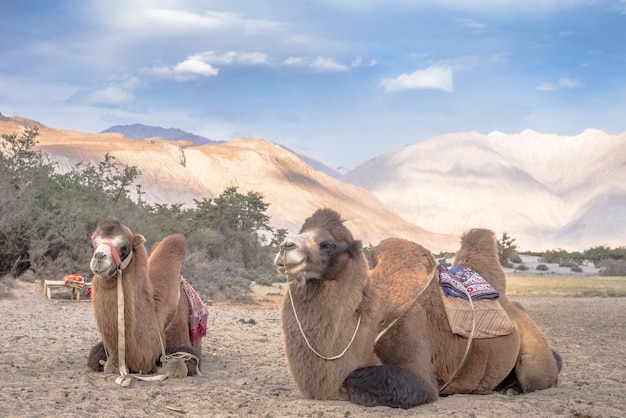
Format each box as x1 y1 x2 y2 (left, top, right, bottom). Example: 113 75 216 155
87 215 206 379
275 208 561 408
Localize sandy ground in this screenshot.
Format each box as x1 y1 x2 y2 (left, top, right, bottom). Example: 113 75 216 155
1 280 624 418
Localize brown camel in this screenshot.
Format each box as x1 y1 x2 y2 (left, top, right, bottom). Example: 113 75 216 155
87 216 205 378
275 208 561 408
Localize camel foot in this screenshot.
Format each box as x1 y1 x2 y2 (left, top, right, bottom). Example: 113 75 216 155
344 365 438 409
163 346 201 376
87 341 107 372
552 349 563 373
157 357 188 379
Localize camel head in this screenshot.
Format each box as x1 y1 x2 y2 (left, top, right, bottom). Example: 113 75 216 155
90 215 145 280
274 208 363 283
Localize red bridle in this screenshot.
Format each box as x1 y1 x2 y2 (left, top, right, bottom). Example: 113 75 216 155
99 241 123 268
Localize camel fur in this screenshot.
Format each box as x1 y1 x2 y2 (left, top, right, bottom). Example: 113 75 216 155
275 208 561 408
87 215 202 376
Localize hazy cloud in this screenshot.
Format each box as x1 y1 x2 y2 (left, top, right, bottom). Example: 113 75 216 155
120 8 284 33
535 77 582 91
68 86 134 107
283 56 376 72
198 51 269 65
381 66 454 93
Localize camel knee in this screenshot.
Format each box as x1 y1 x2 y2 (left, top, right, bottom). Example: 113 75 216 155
344 364 438 409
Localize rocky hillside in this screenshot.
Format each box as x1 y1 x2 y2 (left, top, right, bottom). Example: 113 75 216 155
0 116 456 252
344 129 626 251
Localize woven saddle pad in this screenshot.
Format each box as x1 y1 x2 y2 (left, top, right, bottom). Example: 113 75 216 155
440 288 514 339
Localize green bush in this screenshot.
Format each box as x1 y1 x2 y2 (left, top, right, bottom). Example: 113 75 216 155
599 259 626 276
536 264 549 271
514 264 529 271
570 265 583 273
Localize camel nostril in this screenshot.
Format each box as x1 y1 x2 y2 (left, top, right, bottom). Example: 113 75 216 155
94 252 106 260
281 241 296 251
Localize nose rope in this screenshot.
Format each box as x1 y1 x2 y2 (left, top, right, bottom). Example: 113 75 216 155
281 244 361 361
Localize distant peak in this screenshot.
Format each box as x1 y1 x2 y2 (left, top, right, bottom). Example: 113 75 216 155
488 130 507 137
101 123 219 145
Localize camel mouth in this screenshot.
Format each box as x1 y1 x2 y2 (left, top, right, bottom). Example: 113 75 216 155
90 258 117 280
275 258 307 277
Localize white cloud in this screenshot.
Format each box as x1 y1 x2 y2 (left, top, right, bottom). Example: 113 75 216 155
174 57 220 77
381 66 454 93
311 57 350 72
145 51 272 81
535 77 582 91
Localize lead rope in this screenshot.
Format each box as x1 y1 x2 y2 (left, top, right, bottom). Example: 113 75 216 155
282 248 361 361
115 268 132 386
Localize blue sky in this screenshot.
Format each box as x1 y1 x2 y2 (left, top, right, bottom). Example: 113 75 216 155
1 1 626 169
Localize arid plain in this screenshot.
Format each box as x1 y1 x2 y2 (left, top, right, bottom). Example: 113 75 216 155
0 278 624 418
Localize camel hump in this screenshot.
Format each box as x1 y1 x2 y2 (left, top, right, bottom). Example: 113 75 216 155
152 234 186 259
454 228 507 294
148 234 186 286
460 228 497 253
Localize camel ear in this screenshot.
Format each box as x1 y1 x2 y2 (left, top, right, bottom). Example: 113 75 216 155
133 234 146 247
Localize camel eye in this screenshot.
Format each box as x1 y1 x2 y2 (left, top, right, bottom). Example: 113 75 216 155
120 244 130 254
320 241 336 252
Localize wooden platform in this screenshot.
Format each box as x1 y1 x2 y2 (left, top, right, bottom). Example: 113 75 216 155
43 280 92 301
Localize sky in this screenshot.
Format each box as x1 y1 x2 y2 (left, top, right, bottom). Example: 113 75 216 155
1 1 626 169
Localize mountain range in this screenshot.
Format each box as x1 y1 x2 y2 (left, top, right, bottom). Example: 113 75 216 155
1 115 623 251
344 129 626 251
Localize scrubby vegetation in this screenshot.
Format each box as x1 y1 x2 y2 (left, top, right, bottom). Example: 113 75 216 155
497 231 625 277
0 128 286 302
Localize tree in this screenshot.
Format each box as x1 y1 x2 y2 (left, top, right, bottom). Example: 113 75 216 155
497 232 518 267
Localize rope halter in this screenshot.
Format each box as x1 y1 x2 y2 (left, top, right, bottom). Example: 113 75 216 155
280 245 361 361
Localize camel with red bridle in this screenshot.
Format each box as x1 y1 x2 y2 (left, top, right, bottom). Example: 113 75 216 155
87 215 206 380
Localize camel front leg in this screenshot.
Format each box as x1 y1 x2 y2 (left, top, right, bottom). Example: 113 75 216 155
344 364 438 408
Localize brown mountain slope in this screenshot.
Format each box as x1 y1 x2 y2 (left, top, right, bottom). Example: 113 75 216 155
0 116 457 252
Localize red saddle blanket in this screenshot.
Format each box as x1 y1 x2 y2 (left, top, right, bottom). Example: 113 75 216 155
181 278 208 345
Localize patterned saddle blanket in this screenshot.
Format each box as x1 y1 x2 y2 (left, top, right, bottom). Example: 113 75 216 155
438 264 513 339
438 264 499 300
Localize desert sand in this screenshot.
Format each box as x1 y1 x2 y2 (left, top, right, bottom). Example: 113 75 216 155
0 280 624 418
